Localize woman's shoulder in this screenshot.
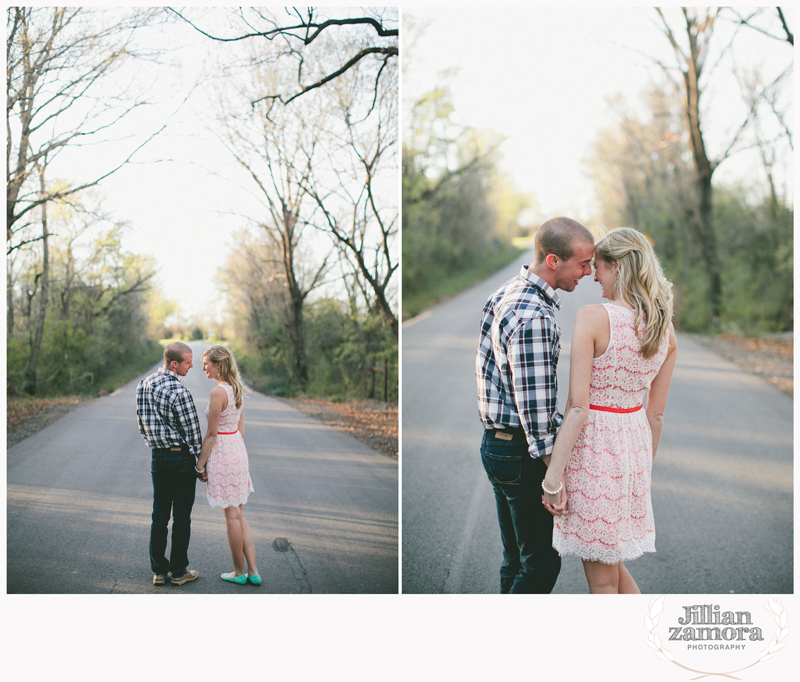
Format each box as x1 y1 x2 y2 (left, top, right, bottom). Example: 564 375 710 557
575 303 609 323
210 385 229 400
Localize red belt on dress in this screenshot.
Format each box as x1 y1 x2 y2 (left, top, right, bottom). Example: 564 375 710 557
589 404 642 413
218 430 238 435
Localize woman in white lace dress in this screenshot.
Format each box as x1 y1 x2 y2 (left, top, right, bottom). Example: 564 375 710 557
195 345 260 586
542 227 678 594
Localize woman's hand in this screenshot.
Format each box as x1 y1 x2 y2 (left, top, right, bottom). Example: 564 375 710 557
542 473 568 516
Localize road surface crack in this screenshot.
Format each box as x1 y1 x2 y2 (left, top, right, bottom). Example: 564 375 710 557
273 537 312 593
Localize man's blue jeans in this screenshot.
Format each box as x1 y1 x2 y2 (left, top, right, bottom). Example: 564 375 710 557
481 430 561 593
150 447 197 576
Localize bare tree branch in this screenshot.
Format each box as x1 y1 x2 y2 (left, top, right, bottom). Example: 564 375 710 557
169 7 397 106
252 46 397 106
777 7 794 44
723 7 794 45
168 8 397 43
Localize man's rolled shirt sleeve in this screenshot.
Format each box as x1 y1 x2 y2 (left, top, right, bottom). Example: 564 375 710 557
507 315 562 458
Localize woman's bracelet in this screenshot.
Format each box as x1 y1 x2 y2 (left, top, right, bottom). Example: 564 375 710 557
541 479 563 496
195 466 205 474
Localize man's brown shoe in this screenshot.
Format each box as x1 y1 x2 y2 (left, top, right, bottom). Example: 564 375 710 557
153 573 169 586
171 569 199 585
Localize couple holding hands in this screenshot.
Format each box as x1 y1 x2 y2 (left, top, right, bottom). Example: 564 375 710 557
136 342 259 587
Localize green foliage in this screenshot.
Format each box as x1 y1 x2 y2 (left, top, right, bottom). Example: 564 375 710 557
7 216 168 397
714 188 793 332
403 241 523 320
219 229 397 401
402 85 534 317
304 300 397 401
229 297 397 401
589 88 793 333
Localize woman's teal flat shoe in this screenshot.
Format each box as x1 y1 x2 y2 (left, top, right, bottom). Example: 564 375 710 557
247 573 262 586
221 572 248 584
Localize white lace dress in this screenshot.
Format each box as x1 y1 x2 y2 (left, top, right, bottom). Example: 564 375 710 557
552 303 669 564
204 384 254 508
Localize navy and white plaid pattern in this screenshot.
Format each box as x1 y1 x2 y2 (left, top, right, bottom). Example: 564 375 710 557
476 266 564 459
136 367 203 455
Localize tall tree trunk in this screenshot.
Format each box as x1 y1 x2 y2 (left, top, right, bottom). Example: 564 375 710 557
25 164 49 394
7 263 14 335
287 296 308 385
280 209 308 386
657 8 724 327
682 21 722 324
695 174 722 323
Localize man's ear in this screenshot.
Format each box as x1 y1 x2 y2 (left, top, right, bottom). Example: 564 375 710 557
545 254 559 270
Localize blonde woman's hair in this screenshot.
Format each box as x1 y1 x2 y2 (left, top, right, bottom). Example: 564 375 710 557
595 227 674 359
202 345 244 409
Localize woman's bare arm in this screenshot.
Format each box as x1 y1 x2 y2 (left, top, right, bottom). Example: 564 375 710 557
646 325 678 461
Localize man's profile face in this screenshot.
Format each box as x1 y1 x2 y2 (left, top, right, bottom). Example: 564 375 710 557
552 241 595 292
172 353 193 376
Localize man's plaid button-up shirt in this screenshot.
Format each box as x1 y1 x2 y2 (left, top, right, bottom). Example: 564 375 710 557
136 367 203 455
476 266 564 459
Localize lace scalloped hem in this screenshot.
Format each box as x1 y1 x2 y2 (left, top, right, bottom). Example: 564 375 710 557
552 535 656 565
207 493 252 509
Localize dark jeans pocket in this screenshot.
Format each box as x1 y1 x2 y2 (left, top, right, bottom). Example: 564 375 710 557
482 452 522 485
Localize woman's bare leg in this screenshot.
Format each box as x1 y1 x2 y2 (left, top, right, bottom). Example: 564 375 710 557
223 505 245 575
618 562 640 594
583 560 620 594
239 506 258 575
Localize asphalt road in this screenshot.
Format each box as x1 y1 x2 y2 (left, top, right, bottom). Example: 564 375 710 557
401 250 793 594
7 341 398 594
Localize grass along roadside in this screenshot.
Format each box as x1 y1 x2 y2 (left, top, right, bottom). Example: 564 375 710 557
7 343 163 441
8 346 399 458
402 242 526 321
7 332 785 451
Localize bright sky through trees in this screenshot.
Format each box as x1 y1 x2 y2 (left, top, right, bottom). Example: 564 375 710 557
30 6 791 323
41 6 397 325
404 6 793 228
33 12 246 323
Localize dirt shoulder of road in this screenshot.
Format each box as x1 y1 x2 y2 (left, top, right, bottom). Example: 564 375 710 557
6 396 94 448
6 333 788 451
275 397 398 459
687 332 792 396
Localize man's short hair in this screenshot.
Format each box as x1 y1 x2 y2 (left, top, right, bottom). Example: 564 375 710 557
164 341 192 367
534 217 594 264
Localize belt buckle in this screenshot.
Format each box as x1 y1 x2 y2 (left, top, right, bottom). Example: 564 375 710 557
495 431 513 441
169 446 182 452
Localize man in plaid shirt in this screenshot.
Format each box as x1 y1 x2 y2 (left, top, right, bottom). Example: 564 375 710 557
137 341 204 586
477 217 594 593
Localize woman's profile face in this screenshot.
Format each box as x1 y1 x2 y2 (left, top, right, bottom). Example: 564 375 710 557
593 257 617 300
202 356 219 379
